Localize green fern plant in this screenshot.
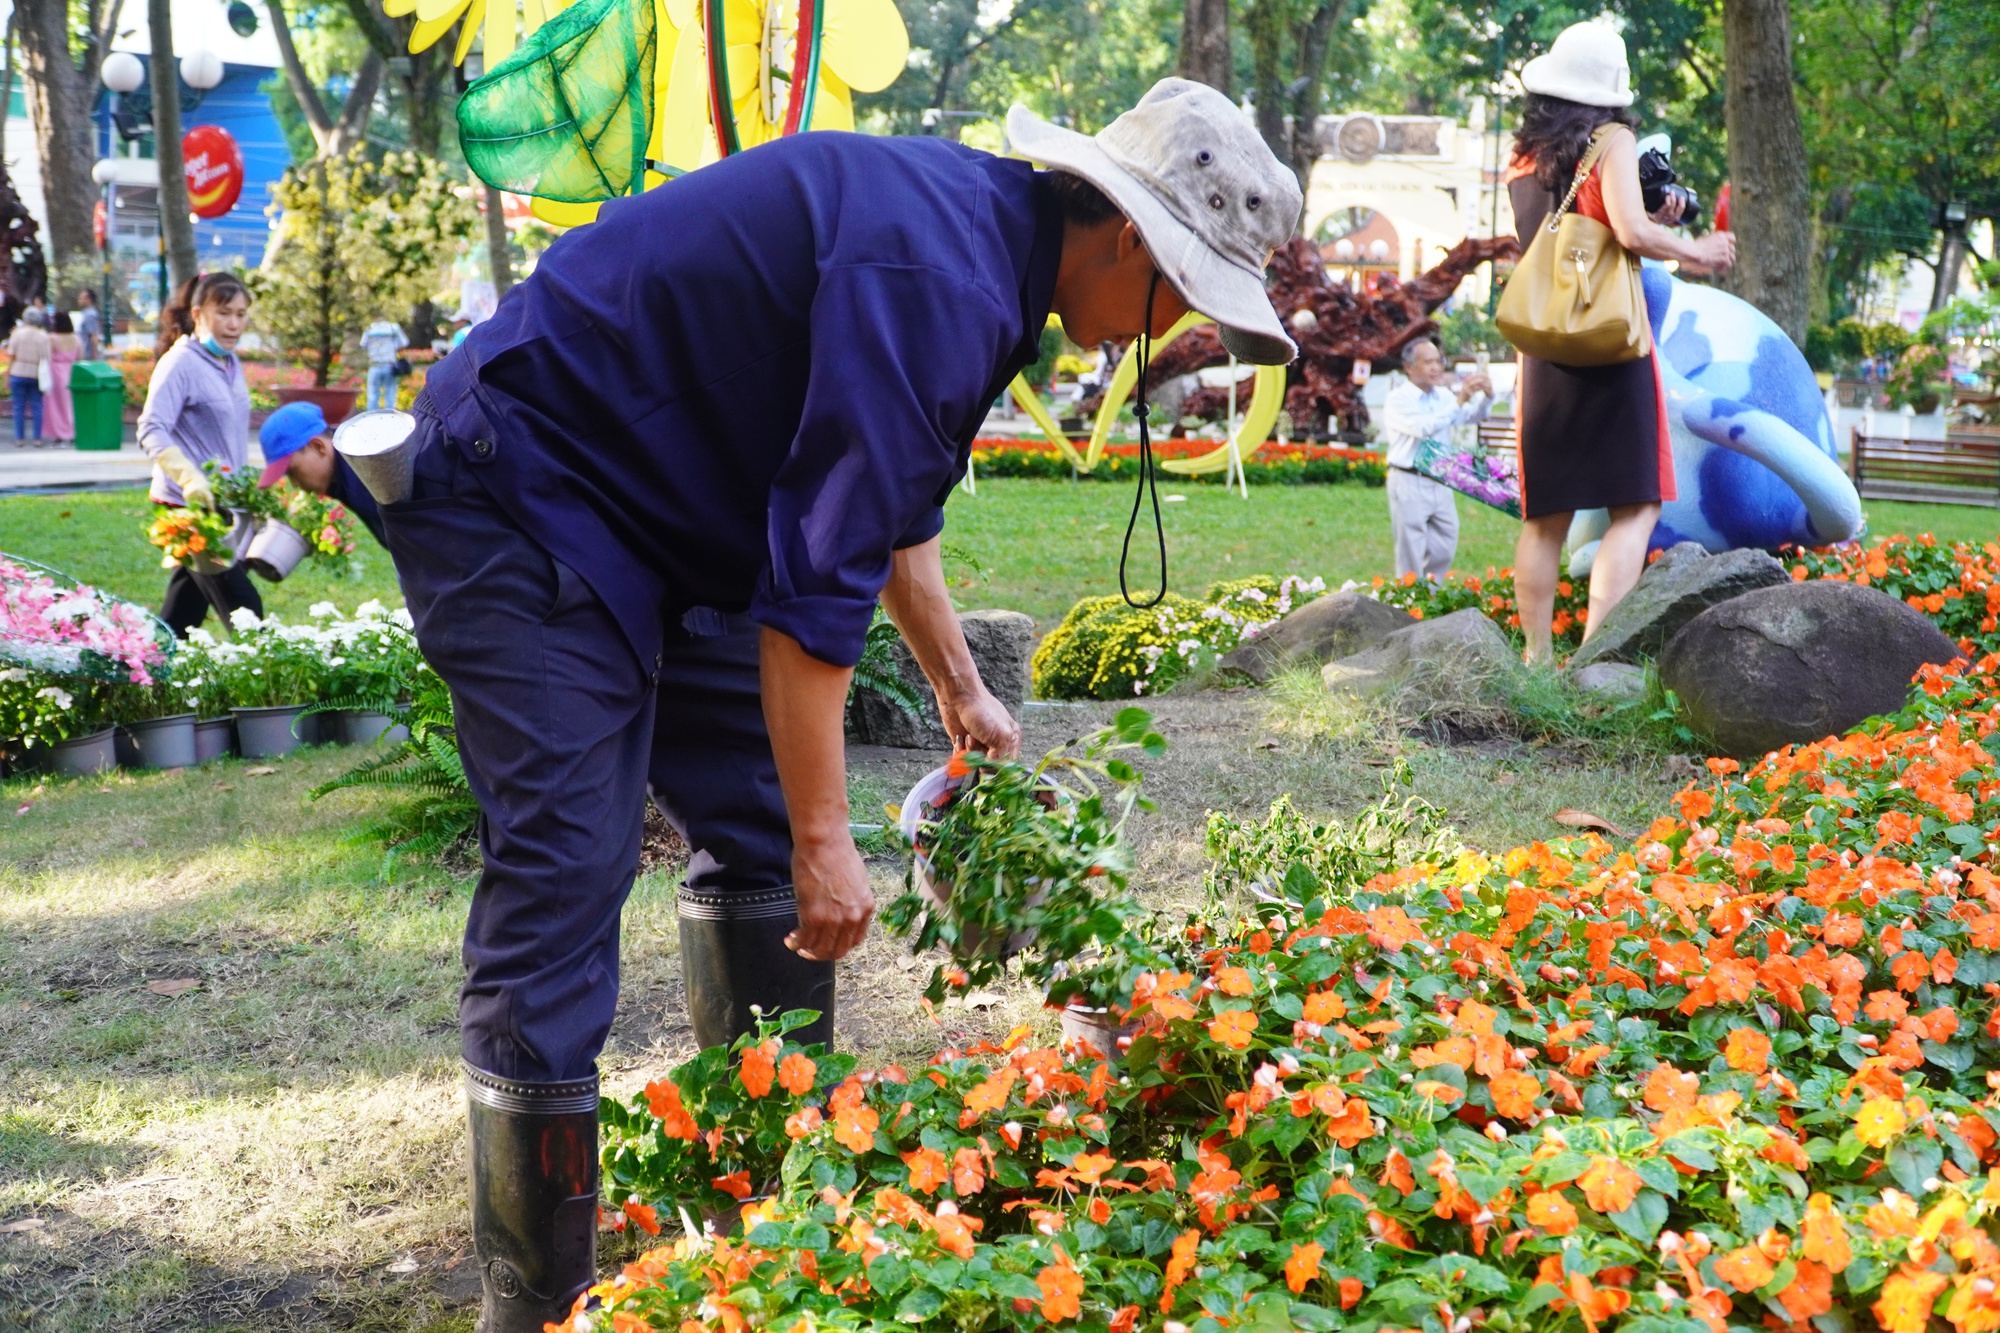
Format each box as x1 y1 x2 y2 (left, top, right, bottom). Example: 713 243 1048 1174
848 610 925 718
309 671 480 865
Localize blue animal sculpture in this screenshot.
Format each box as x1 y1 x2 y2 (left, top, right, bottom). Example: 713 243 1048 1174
1566 262 1862 572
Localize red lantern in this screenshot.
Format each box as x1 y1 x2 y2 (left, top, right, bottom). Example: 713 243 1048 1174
1713 182 1731 233
182 125 244 220
93 199 107 249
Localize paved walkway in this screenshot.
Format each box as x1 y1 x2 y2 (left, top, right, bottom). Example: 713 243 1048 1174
0 429 269 496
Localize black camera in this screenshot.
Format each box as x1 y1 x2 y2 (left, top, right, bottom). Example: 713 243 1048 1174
1638 147 1699 220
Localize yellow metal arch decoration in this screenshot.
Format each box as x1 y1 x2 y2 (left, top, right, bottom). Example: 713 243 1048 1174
1004 313 1288 476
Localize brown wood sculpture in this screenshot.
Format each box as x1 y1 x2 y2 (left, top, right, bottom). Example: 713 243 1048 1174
1086 234 1520 440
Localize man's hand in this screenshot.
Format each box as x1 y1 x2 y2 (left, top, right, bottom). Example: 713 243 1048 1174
788 832 874 961
939 686 1020 759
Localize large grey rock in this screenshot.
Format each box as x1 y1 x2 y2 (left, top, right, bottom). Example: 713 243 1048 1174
1569 542 1790 669
1569 661 1648 703
1219 591 1415 683
1659 581 1961 758
1321 607 1515 696
851 610 1037 749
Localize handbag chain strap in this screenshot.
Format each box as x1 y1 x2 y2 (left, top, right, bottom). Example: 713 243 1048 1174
1544 124 1617 233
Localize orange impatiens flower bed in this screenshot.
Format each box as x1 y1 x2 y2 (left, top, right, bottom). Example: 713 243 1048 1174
579 653 2000 1333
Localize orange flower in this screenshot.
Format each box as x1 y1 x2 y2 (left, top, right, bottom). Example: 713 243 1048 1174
1714 1245 1776 1292
785 1106 823 1139
833 1103 879 1153
931 1207 979 1260
1207 1010 1258 1050
777 1051 816 1096
1777 1260 1833 1320
739 1039 778 1098
1527 1190 1580 1236
644 1078 699 1140
1339 1276 1364 1310
621 1198 661 1234
1855 1096 1909 1148
1723 1028 1771 1075
1644 1065 1698 1111
1108 1307 1139 1333
951 1146 986 1195
1874 1266 1949 1333
1381 1148 1416 1195
1579 1156 1642 1214
1302 990 1346 1024
1412 1079 1463 1103
1160 1228 1201 1313
1214 966 1254 996
1284 1241 1324 1294
1325 1094 1376 1147
712 1170 753 1201
1489 1070 1542 1120
1801 1192 1853 1271
902 1146 947 1194
1037 1256 1084 1322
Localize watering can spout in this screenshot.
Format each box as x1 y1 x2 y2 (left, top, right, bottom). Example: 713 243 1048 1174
332 409 421 506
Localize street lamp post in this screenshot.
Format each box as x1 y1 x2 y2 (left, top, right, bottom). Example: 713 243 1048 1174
97 51 144 338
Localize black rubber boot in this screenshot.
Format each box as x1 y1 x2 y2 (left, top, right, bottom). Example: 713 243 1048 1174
678 884 837 1050
466 1064 600 1333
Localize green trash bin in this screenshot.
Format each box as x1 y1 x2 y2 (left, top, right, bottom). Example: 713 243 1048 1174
71 361 125 451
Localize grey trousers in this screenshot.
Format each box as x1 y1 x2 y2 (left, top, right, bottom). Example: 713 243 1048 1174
1387 467 1460 581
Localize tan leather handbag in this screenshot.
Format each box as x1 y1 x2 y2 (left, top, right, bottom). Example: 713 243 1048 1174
1496 125 1651 366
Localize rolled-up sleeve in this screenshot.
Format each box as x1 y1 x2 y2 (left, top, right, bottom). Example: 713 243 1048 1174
751 263 1007 666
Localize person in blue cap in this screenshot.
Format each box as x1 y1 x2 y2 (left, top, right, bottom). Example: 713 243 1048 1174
257 402 386 546
376 83 1303 1331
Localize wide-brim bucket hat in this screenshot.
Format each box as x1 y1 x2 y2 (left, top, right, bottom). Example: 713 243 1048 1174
1520 22 1634 108
1006 78 1304 365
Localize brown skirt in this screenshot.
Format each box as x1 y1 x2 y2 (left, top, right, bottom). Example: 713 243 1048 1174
1516 351 1675 519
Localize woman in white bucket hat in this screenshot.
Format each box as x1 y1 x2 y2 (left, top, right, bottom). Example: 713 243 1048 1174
1504 22 1737 664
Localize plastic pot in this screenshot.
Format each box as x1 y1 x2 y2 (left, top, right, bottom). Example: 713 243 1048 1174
51 726 117 777
1058 1005 1136 1060
120 713 197 770
331 709 409 746
244 518 312 582
899 766 1044 961
190 509 256 574
193 716 236 764
232 704 307 760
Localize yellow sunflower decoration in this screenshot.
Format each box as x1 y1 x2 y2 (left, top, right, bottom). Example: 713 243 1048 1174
395 0 907 227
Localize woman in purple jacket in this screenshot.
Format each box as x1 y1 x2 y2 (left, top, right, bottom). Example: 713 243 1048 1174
139 273 263 635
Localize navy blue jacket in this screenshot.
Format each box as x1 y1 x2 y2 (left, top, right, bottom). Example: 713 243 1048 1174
419 133 1062 667
328 455 386 548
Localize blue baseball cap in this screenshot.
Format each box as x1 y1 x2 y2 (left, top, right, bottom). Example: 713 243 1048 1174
259 401 328 486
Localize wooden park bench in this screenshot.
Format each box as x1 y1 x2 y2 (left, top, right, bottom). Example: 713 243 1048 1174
1850 427 2000 507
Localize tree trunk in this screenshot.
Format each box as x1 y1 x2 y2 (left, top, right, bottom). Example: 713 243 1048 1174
265 0 384 156
1178 0 1230 95
484 183 514 299
1285 2 1342 198
1722 0 1811 345
14 0 105 269
1244 0 1288 170
1931 217 1969 312
149 0 198 291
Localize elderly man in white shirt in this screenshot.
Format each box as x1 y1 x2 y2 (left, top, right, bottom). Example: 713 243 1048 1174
1379 338 1492 580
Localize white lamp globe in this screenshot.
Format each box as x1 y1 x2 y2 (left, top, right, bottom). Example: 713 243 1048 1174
91 159 120 185
1332 238 1356 261
1367 239 1391 261
180 48 224 90
101 50 144 93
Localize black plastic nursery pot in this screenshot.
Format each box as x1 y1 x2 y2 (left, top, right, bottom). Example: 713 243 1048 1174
50 726 117 777
193 716 236 764
232 704 308 760
117 714 198 770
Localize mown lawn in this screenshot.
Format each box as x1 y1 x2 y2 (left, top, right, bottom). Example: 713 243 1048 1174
8 479 1994 632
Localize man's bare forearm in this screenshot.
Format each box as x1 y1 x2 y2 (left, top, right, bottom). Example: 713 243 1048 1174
880 536 979 707
759 627 854 847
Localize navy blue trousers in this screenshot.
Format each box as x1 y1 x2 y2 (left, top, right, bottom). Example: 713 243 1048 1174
382 427 791 1081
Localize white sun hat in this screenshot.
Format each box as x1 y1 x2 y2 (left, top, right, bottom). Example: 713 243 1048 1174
1519 22 1635 108
1006 77 1304 365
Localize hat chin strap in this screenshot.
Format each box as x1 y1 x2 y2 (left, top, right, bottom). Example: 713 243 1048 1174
1118 270 1167 609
